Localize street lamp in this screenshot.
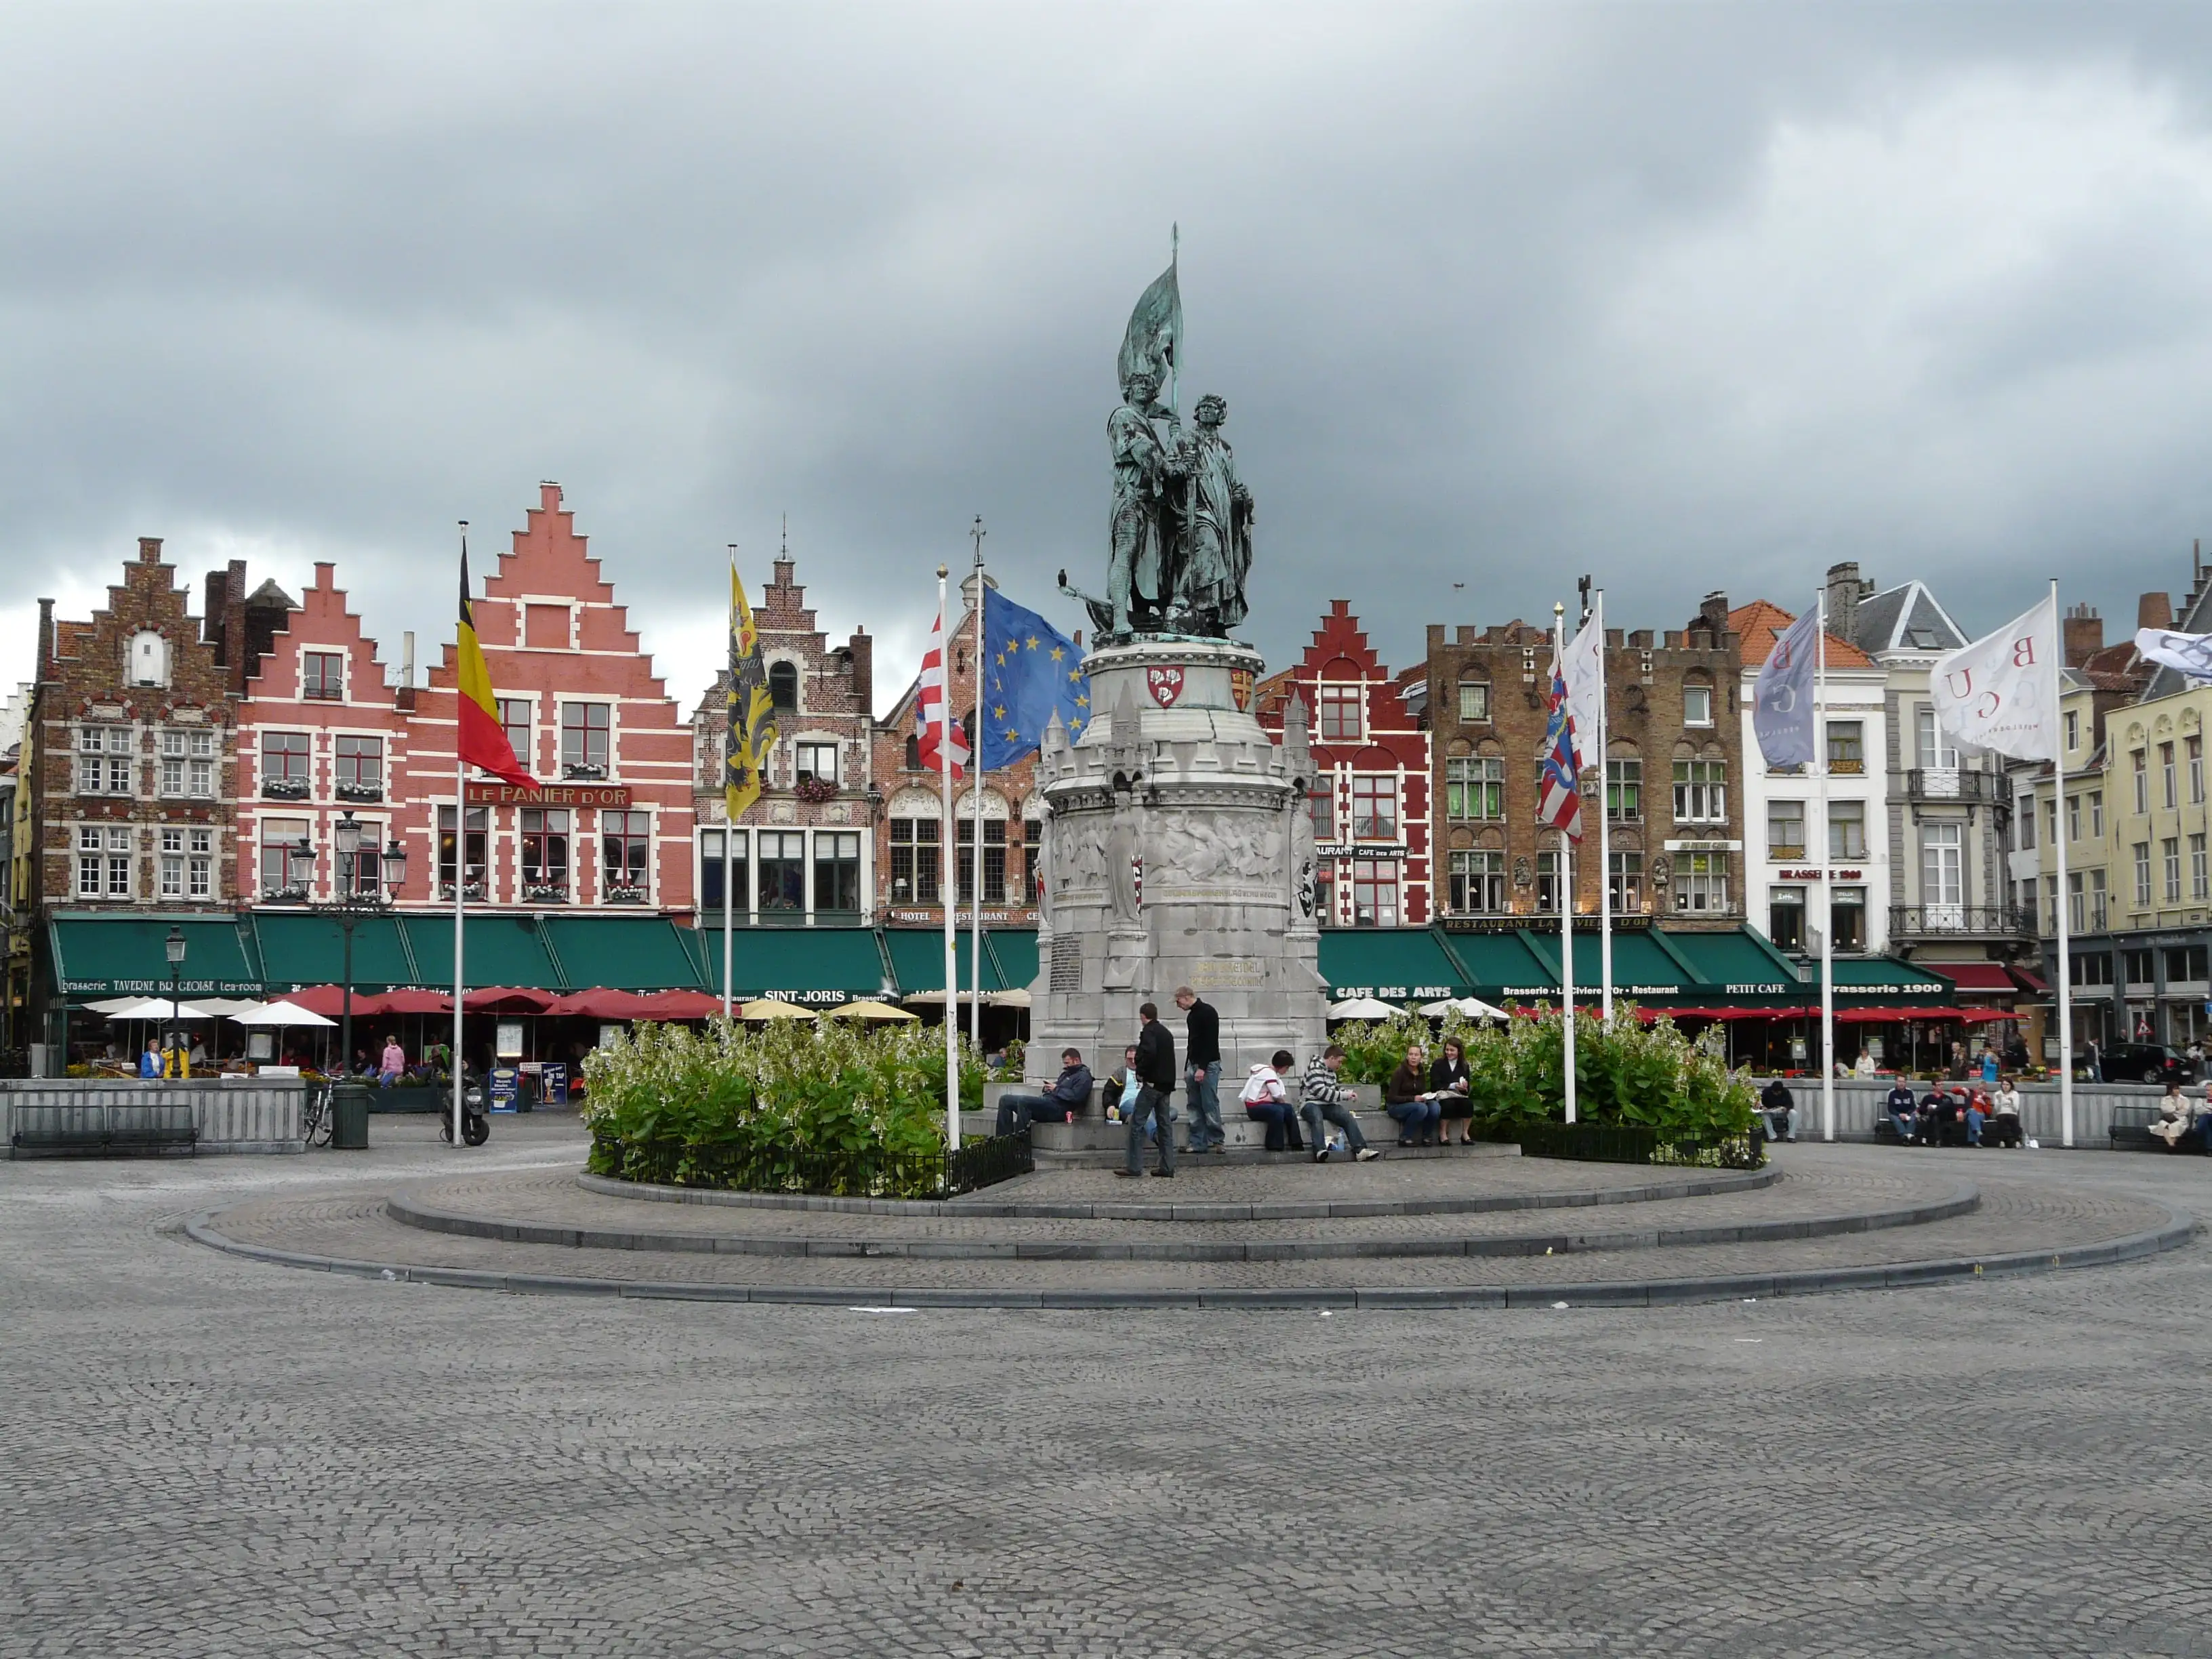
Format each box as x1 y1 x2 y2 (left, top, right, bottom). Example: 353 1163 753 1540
302 811 409 1080
163 926 186 1076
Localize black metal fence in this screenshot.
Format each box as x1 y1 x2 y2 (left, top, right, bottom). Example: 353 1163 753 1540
1518 1120 1763 1170
591 1128 1033 1200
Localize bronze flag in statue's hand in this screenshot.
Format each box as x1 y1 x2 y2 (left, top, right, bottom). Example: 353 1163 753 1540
724 565 776 820
1118 260 1181 396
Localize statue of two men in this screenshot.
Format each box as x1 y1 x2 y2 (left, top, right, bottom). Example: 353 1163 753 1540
1103 372 1254 640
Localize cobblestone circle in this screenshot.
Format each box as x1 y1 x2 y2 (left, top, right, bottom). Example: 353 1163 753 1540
6 1114 2210 1657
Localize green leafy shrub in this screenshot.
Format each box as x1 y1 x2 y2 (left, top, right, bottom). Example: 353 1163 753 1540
1328 1002 1755 1141
579 1019 985 1195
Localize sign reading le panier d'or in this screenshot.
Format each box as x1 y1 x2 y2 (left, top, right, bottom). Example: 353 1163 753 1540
466 782 633 808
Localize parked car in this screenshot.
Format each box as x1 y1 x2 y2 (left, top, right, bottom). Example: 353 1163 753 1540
2096 1042 2188 1084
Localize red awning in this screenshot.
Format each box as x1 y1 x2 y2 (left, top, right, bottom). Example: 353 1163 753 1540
1938 963 2016 993
640 990 723 1021
1832 1005 1975 1023
2011 967 2049 994
544 989 659 1019
463 987 556 1014
364 989 454 1015
1954 1006 2017 1024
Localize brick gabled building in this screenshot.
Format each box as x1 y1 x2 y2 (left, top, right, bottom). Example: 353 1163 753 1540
237 561 414 907
1422 600 1744 927
691 552 877 926
401 483 697 916
1256 600 1432 928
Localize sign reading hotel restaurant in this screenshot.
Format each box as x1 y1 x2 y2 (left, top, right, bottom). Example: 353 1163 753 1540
466 782 633 808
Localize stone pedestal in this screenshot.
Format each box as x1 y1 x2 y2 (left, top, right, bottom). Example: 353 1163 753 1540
1027 638 1328 1084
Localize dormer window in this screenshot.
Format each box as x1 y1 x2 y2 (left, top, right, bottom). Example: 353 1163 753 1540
129 630 168 689
303 651 344 701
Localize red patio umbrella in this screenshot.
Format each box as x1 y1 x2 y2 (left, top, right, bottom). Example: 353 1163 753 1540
463 987 556 1015
543 989 659 1020
363 989 455 1016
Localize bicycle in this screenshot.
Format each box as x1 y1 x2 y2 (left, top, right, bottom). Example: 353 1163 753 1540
301 1080 335 1148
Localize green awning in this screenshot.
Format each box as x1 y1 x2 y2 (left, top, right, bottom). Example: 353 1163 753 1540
539 916 706 991
884 927 1015 996
1436 930 1561 1000
1659 929 1803 1004
49 913 262 998
717 927 889 1005
1514 929 1700 1002
251 912 419 993
1826 958 1955 1002
398 913 561 991
1317 929 1467 1002
985 929 1039 994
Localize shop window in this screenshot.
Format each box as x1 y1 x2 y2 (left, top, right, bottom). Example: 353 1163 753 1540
1536 850 1563 916
1830 886 1866 951
523 808 571 899
2123 947 2155 986
2070 954 2112 987
813 831 862 914
699 827 748 912
2163 945 2209 984
1609 851 1643 915
757 830 805 912
1768 885 1805 951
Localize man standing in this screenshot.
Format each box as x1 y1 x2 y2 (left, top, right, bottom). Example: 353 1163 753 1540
1118 1002 1177 1179
996 1048 1094 1136
1174 985 1223 1153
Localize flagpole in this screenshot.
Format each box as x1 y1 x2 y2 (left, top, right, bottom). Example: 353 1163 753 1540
2051 576 2075 1148
970 529 985 1050
1595 587 1614 1023
1557 602 1577 1126
939 566 960 1155
722 558 736 1023
1817 586 1835 1142
452 523 467 1151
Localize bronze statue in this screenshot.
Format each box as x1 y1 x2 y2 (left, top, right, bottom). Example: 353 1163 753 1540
1105 369 1183 638
1170 393 1251 633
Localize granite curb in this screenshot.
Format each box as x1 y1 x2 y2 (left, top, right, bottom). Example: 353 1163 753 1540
386 1179 1980 1263
573 1162 1778 1221
184 1200 2198 1310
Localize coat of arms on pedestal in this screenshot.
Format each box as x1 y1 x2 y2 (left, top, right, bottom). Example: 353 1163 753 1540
1147 665 1185 707
1229 667 1254 712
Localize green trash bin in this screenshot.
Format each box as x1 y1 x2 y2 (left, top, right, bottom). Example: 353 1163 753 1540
331 1082 373 1150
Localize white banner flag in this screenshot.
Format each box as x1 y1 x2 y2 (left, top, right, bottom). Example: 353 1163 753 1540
1560 613 1605 767
1931 592 2059 762
2135 627 2212 684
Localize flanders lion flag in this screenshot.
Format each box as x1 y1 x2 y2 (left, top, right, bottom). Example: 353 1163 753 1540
455 544 534 788
724 563 777 819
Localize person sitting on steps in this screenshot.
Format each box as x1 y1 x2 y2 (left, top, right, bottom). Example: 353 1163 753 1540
1103 1045 1142 1123
1431 1037 1476 1145
995 1048 1094 1136
1385 1044 1442 1147
1300 1045 1380 1163
1240 1050 1305 1152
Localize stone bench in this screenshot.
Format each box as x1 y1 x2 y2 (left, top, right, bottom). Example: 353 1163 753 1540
2109 1103 2207 1154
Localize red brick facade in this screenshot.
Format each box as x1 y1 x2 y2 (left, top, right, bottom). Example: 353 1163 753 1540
1257 600 1433 927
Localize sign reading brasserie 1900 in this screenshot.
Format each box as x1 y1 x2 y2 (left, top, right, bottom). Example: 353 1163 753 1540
465 783 633 808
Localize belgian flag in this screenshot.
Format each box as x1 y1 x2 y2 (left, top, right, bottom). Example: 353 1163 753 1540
456 544 535 788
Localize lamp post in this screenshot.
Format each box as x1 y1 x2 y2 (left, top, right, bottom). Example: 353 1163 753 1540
300 810 409 1080
163 926 186 1076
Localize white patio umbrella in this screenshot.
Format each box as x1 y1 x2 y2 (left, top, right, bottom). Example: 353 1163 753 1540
987 987 1032 1009
104 996 218 1022
1419 996 1511 1022
84 996 144 1016
1326 996 1400 1021
192 998 268 1018
229 999 337 1029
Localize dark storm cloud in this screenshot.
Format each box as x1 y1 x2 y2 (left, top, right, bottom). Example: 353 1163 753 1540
9 3 2212 707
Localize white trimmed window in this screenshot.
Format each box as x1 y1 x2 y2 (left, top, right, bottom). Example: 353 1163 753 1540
78 726 133 796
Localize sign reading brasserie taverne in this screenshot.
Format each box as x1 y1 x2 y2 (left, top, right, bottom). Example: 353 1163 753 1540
465 782 633 808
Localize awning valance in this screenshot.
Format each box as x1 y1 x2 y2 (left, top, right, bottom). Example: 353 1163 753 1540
49 914 262 998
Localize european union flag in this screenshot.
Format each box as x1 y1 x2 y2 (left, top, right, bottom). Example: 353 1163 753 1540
981 586 1090 770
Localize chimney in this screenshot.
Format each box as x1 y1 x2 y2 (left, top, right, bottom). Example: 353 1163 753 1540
37 598 54 682
845 628 872 709
2063 603 2104 668
397 631 417 712
1825 562 1862 644
2139 591 2175 633
1696 591 1729 637
222 560 250 693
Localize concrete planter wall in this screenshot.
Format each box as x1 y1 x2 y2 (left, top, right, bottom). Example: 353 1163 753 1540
0 1079 306 1154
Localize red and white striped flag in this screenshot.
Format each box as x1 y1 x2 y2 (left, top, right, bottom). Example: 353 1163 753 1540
916 605 969 779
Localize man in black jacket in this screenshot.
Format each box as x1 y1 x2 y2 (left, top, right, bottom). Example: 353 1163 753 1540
1759 1076 1796 1143
995 1048 1094 1136
1119 1002 1178 1178
1174 985 1223 1153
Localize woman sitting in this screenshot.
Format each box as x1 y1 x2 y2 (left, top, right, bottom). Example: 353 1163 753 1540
1430 1037 1475 1145
1240 1049 1305 1152
2150 1080 2194 1150
1385 1045 1442 1147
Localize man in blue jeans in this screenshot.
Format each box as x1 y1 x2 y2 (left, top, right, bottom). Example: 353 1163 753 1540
994 1048 1094 1136
1885 1079 1919 1144
1174 985 1223 1153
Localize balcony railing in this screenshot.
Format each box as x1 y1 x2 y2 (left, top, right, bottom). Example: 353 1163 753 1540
1902 768 2001 805
1828 758 1866 775
1889 903 2033 939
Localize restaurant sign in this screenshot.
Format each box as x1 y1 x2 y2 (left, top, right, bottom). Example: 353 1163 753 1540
466 783 633 808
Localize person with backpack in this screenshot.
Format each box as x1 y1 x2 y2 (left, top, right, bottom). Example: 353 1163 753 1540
1300 1045 1380 1163
1240 1050 1305 1152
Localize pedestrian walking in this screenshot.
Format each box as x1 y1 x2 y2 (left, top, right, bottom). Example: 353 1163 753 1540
1117 1002 1177 1179
1174 985 1223 1153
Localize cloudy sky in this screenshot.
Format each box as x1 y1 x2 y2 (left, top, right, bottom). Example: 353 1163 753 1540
8 3 2212 715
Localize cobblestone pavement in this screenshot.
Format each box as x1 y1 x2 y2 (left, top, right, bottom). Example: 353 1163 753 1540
4 1117 2210 1656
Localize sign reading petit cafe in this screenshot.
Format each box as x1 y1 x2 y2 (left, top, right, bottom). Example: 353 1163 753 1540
465 783 634 808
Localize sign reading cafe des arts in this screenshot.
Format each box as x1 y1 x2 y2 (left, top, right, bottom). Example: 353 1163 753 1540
1031 255 1330 1075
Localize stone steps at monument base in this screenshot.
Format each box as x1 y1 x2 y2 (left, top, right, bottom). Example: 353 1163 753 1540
1025 1111 1512 1165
